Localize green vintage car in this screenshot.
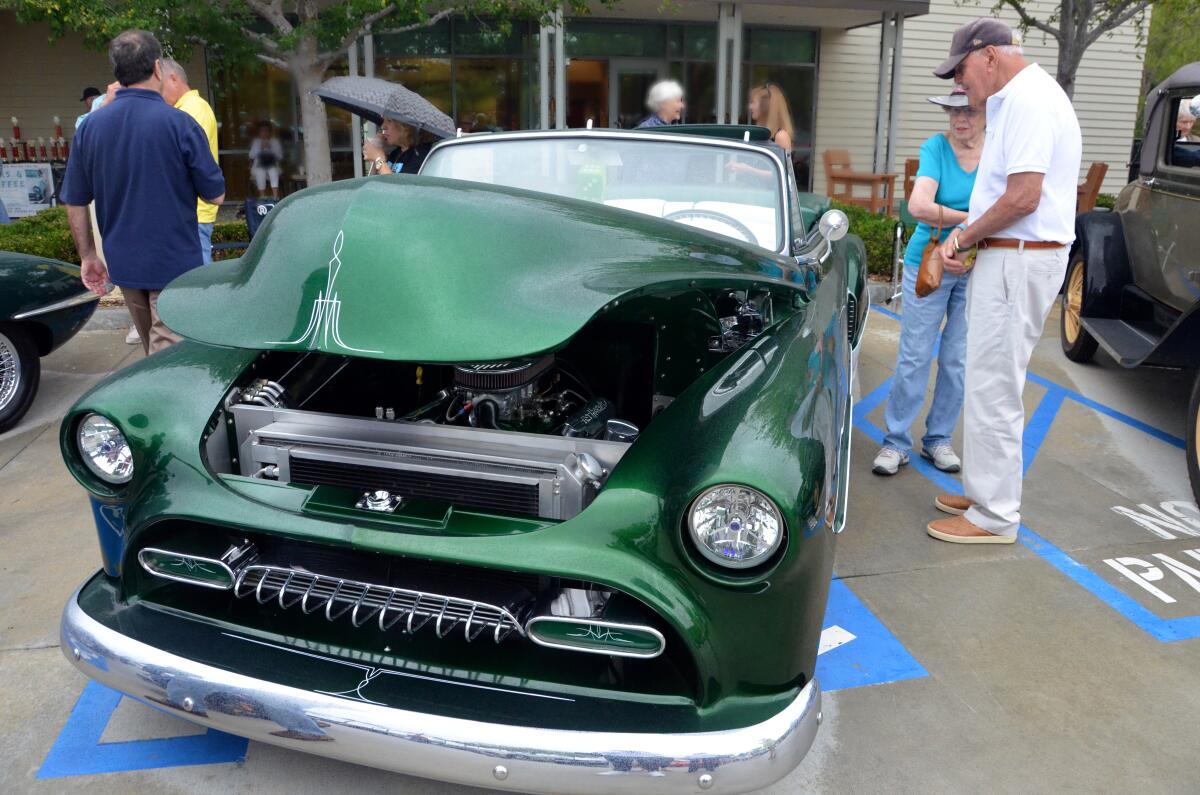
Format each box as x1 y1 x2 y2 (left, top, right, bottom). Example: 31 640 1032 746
58 127 867 793
1 251 99 433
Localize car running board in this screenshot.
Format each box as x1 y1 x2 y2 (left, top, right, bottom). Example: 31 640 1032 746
1078 318 1158 367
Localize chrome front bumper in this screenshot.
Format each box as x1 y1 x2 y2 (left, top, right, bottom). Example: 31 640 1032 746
61 584 822 794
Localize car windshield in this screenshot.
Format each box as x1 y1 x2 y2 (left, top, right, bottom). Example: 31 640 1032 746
421 135 786 251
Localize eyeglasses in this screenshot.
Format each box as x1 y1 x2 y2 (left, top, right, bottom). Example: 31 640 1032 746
947 107 979 117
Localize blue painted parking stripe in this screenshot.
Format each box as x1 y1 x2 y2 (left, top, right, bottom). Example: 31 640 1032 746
871 305 1185 448
1025 371 1187 450
818 579 928 692
1022 386 1065 475
861 306 1200 642
38 682 247 778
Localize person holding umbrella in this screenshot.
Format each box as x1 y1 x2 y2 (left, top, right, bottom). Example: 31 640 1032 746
363 119 431 175
312 75 454 177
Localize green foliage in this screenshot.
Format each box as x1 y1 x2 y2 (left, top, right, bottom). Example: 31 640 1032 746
1094 193 1117 210
1140 0 1200 121
212 220 249 261
831 201 910 277
0 207 79 263
0 206 250 263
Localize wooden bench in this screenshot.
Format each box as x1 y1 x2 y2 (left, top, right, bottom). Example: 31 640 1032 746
823 149 898 215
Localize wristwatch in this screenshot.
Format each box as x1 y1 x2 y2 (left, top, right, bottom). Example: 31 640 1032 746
954 228 972 253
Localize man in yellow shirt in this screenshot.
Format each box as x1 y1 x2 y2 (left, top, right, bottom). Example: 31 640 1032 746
162 58 220 263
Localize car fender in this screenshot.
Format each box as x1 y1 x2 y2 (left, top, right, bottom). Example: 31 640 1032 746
1073 210 1132 319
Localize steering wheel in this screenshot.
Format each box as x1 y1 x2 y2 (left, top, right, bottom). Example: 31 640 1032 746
663 209 757 245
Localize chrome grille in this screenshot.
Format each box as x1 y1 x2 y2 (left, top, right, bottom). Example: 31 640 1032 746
847 292 858 343
234 565 526 643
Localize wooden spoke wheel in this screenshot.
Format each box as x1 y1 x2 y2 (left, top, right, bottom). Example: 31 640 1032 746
1060 251 1098 363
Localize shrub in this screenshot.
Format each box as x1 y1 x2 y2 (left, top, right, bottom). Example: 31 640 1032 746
212 220 249 261
0 207 252 263
831 200 911 277
0 206 79 263
1094 193 1117 210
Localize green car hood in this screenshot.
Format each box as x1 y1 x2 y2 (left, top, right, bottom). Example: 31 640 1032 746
158 175 802 362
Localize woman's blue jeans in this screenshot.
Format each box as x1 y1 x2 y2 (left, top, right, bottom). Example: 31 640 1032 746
882 263 969 454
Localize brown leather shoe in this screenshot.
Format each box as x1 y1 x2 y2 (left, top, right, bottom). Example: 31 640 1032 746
934 494 973 515
927 515 1016 544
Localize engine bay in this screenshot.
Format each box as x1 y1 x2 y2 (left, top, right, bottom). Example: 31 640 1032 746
206 287 787 522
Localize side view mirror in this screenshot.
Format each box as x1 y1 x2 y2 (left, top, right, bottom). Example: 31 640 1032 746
795 209 850 268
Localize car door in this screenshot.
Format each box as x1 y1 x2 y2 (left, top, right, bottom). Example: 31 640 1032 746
1120 89 1200 311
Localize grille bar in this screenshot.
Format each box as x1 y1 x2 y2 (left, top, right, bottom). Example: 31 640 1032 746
234 565 526 643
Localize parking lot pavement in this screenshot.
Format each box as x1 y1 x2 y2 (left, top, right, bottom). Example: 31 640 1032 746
2 301 1198 793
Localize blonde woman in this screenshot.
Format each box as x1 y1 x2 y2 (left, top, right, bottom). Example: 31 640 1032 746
748 83 794 151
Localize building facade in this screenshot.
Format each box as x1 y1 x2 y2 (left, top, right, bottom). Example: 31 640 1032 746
1 0 1145 204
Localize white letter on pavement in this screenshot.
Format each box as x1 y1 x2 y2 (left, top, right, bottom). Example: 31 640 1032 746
1103 557 1176 603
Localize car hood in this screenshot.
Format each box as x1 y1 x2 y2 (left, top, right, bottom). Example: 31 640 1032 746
158 175 802 362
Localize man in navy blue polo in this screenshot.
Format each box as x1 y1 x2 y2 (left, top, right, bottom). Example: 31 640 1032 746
62 29 225 355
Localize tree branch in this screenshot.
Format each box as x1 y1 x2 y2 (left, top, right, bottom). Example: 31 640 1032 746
1085 1 1150 48
246 0 293 36
317 4 404 65
255 51 289 69
241 26 281 55
317 6 456 66
374 7 455 36
1000 0 1061 40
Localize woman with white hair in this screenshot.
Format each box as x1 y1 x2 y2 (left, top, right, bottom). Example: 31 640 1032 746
637 80 685 128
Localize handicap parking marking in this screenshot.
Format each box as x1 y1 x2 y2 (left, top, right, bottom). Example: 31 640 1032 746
37 681 248 779
817 579 928 692
863 305 1200 643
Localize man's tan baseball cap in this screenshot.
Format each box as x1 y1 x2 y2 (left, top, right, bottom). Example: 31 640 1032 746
934 18 1019 79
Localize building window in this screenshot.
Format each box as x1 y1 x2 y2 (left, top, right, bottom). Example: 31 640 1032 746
565 20 717 129
742 27 818 189
374 18 536 133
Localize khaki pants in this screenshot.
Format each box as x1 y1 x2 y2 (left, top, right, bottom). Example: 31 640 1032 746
123 289 181 355
961 245 1068 536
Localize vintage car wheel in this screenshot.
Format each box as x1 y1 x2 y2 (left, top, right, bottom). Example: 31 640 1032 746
1189 371 1200 508
1060 252 1098 363
0 324 40 434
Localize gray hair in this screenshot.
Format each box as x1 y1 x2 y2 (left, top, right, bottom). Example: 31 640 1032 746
161 57 188 85
646 80 685 112
995 44 1023 57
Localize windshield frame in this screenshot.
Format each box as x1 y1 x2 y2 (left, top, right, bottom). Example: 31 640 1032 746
420 129 792 256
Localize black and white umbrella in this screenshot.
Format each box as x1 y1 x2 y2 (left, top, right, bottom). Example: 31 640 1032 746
312 75 455 139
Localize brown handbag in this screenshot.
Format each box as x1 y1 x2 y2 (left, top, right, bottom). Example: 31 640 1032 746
915 205 945 298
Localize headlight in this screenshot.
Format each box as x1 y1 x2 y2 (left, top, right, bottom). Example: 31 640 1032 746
77 413 133 484
687 485 783 569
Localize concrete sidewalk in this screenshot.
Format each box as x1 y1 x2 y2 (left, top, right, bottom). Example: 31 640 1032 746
1 300 1197 793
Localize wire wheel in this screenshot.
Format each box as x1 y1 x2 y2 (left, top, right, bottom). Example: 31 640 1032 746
0 331 21 412
1063 260 1084 344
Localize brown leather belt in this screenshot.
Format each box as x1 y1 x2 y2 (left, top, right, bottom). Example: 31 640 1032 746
978 237 1066 250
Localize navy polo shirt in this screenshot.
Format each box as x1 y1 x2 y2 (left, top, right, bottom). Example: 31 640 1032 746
61 87 225 290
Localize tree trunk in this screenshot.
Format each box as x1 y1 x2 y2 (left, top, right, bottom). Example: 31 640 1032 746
292 37 332 186
1056 44 1079 100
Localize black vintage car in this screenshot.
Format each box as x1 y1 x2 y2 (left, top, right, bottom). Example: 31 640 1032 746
1061 62 1200 504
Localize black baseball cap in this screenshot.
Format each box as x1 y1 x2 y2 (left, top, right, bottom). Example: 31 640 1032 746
934 19 1019 79
79 86 102 102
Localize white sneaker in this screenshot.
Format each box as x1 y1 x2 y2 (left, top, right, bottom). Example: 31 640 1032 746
125 327 140 344
922 443 961 473
872 447 909 476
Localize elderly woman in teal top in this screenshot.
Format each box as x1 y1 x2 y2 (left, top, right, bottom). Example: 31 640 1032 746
873 87 984 476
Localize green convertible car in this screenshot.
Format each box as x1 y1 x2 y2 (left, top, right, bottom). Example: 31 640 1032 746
58 126 867 792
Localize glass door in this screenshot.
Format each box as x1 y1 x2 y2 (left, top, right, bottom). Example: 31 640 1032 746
610 59 668 129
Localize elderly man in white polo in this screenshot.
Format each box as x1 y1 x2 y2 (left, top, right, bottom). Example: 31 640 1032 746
927 18 1081 544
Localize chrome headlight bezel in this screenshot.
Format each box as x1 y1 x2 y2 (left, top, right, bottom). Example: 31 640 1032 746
686 484 785 570
76 413 134 485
